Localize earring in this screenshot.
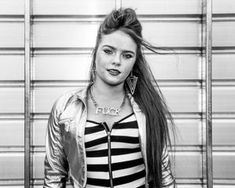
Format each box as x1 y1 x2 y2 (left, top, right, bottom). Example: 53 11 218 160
126 72 138 95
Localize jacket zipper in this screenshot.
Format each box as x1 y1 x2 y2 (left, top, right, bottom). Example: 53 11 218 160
102 122 114 188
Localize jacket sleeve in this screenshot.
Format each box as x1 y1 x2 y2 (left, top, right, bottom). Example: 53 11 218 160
162 146 175 187
43 100 69 188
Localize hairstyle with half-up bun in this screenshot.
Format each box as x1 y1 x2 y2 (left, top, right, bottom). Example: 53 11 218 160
89 8 175 188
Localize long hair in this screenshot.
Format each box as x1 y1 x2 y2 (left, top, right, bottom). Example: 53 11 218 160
89 8 175 188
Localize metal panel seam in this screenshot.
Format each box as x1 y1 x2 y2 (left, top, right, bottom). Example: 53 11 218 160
24 0 32 187
205 0 213 187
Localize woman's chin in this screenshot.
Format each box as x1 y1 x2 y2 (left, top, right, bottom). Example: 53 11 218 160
104 79 124 87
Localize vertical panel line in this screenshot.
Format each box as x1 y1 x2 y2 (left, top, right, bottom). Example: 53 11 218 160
115 0 122 9
24 0 31 187
205 0 213 187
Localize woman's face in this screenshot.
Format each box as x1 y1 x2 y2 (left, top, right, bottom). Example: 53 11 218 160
94 30 137 87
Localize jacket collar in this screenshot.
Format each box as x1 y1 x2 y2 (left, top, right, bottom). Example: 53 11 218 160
75 85 90 103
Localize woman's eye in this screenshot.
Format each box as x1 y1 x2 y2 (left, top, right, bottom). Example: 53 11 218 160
103 49 113 54
123 54 133 59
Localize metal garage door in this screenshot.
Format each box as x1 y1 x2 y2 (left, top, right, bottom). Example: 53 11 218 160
0 0 234 187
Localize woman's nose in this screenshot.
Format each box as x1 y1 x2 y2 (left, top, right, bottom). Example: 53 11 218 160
112 53 121 65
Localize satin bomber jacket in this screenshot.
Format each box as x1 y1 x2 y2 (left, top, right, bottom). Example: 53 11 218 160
44 87 174 188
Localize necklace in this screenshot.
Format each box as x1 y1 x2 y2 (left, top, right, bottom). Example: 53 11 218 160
89 88 126 116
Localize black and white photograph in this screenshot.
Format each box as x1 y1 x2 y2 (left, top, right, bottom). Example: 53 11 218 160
0 0 234 188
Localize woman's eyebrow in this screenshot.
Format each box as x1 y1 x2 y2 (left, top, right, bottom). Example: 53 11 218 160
102 45 115 50
102 45 136 54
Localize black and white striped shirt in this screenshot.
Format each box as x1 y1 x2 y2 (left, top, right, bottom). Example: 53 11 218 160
85 113 146 188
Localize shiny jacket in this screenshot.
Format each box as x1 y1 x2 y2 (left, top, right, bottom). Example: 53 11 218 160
44 86 174 188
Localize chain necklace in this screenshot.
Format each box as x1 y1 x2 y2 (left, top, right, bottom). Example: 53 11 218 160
89 88 126 116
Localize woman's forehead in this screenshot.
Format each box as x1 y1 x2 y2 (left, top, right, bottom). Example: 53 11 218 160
99 30 137 52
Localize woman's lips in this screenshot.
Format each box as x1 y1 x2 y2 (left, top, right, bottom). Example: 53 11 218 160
107 69 121 76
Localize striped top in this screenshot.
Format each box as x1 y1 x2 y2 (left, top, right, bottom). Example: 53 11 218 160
85 113 146 188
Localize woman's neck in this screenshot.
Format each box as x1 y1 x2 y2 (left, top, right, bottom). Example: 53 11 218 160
92 81 125 100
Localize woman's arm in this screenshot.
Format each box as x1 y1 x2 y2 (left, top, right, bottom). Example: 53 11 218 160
162 146 176 188
43 101 69 188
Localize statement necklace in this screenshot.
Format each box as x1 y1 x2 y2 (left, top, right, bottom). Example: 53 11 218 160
89 88 126 116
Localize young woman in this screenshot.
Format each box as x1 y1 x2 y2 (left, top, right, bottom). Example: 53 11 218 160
44 8 175 188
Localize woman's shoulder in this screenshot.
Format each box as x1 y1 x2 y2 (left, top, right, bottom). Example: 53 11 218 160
51 87 87 115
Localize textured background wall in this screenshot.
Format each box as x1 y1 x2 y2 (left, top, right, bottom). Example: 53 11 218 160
0 0 234 187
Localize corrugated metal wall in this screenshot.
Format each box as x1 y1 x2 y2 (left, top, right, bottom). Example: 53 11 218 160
0 0 25 187
212 0 235 187
0 0 234 187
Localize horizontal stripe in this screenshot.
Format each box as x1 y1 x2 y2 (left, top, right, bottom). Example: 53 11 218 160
86 177 110 187
112 120 138 129
112 158 145 171
111 128 139 137
86 184 107 188
87 170 146 187
111 147 141 155
85 130 106 143
87 152 142 164
115 178 145 188
87 164 109 172
113 169 146 186
85 142 108 151
86 156 108 164
86 149 107 157
85 136 107 148
87 158 144 172
86 141 139 151
111 135 139 144
113 164 145 178
86 135 139 148
87 171 110 180
86 147 141 157
111 151 143 163
109 142 139 149
85 124 104 134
